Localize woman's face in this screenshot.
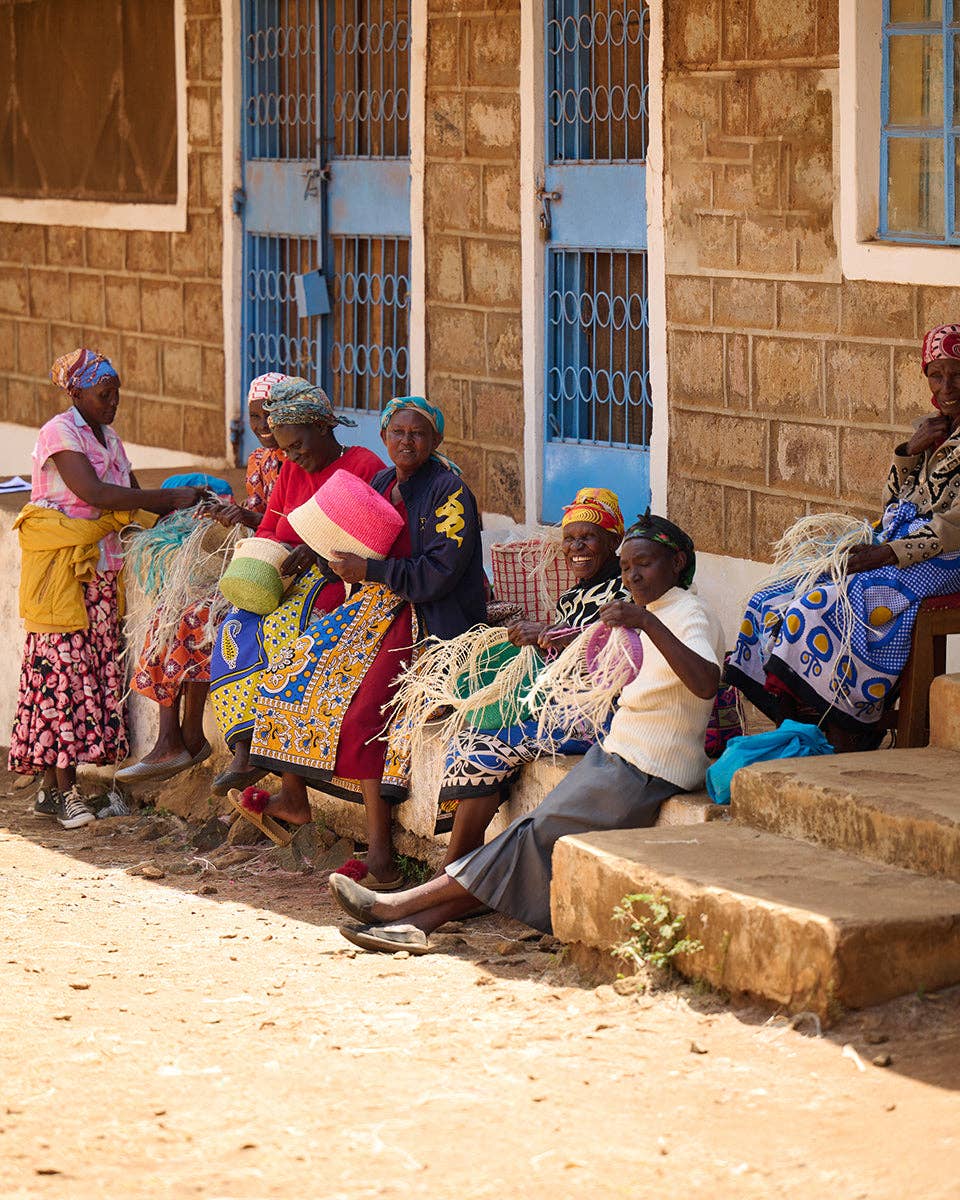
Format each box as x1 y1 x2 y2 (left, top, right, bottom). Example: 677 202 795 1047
561 520 618 582
382 410 439 477
75 377 121 427
248 396 277 449
619 536 684 606
927 357 960 422
272 421 336 471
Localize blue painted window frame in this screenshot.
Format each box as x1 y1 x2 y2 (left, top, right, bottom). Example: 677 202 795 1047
879 0 960 245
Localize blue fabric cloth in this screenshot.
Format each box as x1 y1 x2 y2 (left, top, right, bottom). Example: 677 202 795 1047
364 458 486 640
705 719 834 806
161 472 232 495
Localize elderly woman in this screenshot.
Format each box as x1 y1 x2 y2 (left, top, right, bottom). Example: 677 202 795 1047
726 323 960 748
236 396 486 888
327 513 724 953
208 377 384 792
398 486 629 867
10 349 204 828
117 373 289 784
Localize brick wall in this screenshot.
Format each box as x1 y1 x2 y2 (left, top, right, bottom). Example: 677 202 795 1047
663 1 960 562
0 0 225 458
423 0 525 518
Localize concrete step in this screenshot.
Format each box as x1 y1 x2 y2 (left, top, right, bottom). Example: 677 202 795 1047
551 823 960 1023
930 672 960 751
730 746 960 882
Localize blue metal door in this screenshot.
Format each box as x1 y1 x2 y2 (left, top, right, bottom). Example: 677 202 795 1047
541 0 651 523
239 0 411 460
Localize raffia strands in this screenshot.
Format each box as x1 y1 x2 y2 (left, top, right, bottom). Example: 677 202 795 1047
524 622 643 745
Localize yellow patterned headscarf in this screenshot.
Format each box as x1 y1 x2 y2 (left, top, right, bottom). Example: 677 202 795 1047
561 487 624 536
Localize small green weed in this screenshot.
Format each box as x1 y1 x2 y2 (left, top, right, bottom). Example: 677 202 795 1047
394 853 432 884
611 892 703 976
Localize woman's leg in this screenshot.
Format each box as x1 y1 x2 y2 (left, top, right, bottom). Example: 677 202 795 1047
260 772 312 824
351 872 477 927
441 792 503 868
54 764 76 792
359 779 401 883
138 697 187 763
179 681 210 757
227 736 253 773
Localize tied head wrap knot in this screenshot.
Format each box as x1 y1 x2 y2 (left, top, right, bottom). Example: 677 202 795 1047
621 509 697 589
561 486 625 536
380 395 461 475
50 348 119 398
264 376 357 430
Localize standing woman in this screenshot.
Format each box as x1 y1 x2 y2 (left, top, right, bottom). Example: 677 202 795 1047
10 349 204 828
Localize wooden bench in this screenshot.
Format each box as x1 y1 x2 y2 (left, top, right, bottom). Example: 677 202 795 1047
896 593 960 747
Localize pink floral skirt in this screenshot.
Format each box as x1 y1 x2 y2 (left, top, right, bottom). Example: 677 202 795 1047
9 572 129 774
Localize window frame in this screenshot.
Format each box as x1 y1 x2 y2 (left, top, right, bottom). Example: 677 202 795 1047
0 0 187 233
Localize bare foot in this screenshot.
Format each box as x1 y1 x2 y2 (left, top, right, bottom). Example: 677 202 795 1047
263 789 312 826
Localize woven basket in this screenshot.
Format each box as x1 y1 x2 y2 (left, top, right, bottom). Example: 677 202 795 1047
219 537 290 615
490 537 577 624
288 469 404 561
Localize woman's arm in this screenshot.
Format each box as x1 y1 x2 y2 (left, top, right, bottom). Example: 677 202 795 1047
51 450 202 515
599 599 721 699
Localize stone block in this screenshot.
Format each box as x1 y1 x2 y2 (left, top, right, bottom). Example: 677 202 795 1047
427 374 466 438
793 221 836 275
205 212 224 278
441 440 484 499
665 276 711 326
0 223 45 264
426 236 465 303
667 476 724 555
669 409 766 483
45 226 85 268
695 213 737 271
185 15 203 78
770 420 838 493
139 398 183 449
665 0 719 67
712 162 753 211
0 267 29 315
427 306 485 373
0 318 14 367
49 323 84 357
16 320 49 377
84 229 124 272
188 85 213 146
201 345 225 403
789 143 834 214
126 232 169 275
425 162 482 233
162 343 204 400
751 140 784 210
713 278 776 330
738 214 796 274
721 75 750 136
893 345 930 427
838 427 893 505
68 273 104 326
183 404 225 457
667 329 723 406
752 335 820 415
425 92 464 157
120 335 161 395
840 281 916 340
464 15 519 87
104 275 142 331
470 380 522 444
464 93 520 157
725 332 750 409
723 485 751 555
199 151 222 209
486 311 522 378
482 164 520 234
426 17 461 88
930 675 960 753
184 281 223 342
201 17 222 80
751 491 805 560
141 280 184 337
778 281 839 334
918 286 960 336
825 341 891 424
484 449 523 518
750 70 829 141
750 0 817 58
171 222 209 278
463 238 521 307
7 378 38 426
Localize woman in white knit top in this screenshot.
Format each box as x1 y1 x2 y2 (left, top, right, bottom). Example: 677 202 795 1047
329 513 724 952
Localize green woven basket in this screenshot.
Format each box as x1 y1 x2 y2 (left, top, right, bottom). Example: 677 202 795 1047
458 640 537 731
219 557 284 615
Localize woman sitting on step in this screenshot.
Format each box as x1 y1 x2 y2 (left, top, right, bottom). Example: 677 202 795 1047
726 323 960 751
327 514 724 954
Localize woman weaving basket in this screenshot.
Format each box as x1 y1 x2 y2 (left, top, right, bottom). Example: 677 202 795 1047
207 377 385 793
726 323 960 748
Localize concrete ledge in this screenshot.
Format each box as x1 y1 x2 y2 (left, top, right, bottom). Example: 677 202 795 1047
551 824 960 1022
930 673 960 751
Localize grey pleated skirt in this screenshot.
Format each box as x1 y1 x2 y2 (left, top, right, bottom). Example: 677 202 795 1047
446 743 680 934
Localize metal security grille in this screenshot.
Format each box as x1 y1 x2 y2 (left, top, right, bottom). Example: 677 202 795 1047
245 235 321 380
327 0 410 158
330 235 410 411
243 1 320 160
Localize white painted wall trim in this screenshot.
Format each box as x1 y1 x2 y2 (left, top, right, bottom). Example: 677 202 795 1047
838 0 960 285
520 0 545 527
222 0 243 461
0 0 189 233
408 0 428 396
646 1 667 519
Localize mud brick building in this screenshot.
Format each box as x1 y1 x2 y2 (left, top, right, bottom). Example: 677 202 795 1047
0 0 957 622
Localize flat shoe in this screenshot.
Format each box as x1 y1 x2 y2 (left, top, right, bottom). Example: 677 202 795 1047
226 788 294 847
115 751 193 784
211 766 266 796
328 872 379 923
339 922 433 955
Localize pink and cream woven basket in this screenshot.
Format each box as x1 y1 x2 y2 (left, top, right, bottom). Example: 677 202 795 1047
288 469 404 561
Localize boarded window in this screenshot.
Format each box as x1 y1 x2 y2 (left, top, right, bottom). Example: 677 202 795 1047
0 0 178 204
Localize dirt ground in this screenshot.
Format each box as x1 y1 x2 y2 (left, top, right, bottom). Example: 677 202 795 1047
2 769 960 1200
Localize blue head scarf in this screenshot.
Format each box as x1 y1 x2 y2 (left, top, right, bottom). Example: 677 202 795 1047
379 396 461 475
50 348 119 398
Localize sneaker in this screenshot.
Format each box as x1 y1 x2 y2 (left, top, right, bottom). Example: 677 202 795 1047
33 786 60 816
96 790 130 819
55 787 95 829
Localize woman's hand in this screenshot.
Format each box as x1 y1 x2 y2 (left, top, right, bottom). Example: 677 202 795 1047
906 415 952 456
846 544 897 574
598 599 649 630
507 620 546 647
202 501 258 530
328 551 368 584
280 544 317 577
163 486 207 512
537 627 578 651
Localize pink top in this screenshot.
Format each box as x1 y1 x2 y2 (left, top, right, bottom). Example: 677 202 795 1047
31 406 133 572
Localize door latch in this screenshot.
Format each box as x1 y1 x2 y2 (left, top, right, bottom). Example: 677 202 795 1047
302 164 332 199
536 181 562 240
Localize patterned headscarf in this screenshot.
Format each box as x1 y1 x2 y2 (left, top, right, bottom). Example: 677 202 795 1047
247 371 291 406
50 348 119 398
379 395 461 475
561 486 624 536
620 510 696 590
921 325 960 375
264 376 357 430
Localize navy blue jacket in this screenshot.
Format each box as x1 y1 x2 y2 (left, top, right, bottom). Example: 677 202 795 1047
364 458 487 640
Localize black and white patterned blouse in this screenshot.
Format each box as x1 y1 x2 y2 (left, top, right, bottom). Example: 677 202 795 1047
884 428 960 566
552 558 627 627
